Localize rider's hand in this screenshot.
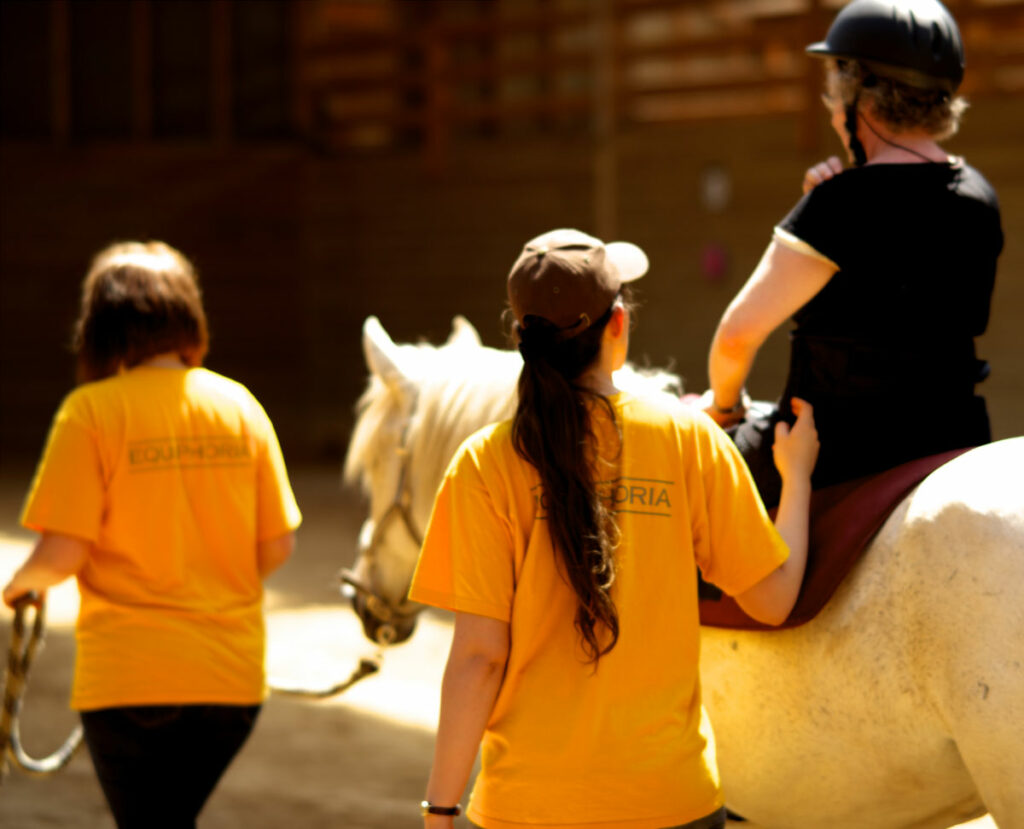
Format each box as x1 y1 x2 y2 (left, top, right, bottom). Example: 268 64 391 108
772 398 819 482
802 156 844 194
2 582 42 610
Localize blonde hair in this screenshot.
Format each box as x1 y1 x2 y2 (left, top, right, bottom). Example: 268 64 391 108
73 241 209 382
827 60 968 140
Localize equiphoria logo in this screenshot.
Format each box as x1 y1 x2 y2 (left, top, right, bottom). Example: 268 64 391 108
127 437 252 471
534 477 674 518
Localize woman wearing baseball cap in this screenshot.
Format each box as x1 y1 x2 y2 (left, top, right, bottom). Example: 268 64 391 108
705 0 1003 505
409 229 819 829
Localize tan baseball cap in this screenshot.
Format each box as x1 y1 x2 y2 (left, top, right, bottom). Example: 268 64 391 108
507 229 648 336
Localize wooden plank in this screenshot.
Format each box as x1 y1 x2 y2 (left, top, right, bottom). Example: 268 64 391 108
323 93 593 130
628 93 804 123
423 19 448 174
308 52 594 93
615 0 810 19
131 0 153 141
290 0 315 136
432 8 592 40
621 74 804 96
798 0 826 153
620 24 808 60
211 0 231 145
50 0 70 144
593 0 618 240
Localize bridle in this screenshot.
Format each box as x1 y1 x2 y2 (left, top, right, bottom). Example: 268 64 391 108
339 410 427 646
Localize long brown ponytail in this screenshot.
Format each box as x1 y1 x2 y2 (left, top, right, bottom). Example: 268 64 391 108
511 299 623 663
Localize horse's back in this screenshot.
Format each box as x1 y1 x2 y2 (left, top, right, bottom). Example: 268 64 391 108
906 438 1024 522
701 439 1024 828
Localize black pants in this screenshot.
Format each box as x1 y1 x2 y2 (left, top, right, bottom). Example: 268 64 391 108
80 703 261 829
731 394 990 509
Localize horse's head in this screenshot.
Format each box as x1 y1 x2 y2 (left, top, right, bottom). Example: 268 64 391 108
341 315 521 645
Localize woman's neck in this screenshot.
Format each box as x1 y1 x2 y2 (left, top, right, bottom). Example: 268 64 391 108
577 370 619 397
138 351 187 369
859 114 949 165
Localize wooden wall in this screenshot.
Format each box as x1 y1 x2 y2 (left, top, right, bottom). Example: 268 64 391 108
2 94 1021 469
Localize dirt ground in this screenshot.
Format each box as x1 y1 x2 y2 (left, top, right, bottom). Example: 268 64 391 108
0 467 998 829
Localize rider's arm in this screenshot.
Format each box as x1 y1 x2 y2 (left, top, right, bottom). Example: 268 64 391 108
707 239 836 424
424 610 510 827
733 399 818 625
2 531 90 608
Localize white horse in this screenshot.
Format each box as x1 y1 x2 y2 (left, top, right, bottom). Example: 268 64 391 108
343 315 1024 829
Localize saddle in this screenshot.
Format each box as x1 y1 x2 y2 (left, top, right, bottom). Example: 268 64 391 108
698 447 971 631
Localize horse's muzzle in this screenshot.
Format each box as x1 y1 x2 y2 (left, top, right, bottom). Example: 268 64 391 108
339 568 419 646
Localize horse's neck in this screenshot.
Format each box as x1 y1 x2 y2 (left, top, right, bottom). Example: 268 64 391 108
409 353 520 519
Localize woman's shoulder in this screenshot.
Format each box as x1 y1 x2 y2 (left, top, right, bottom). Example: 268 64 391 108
179 368 279 429
451 419 515 468
58 372 131 416
797 162 960 194
617 390 707 434
782 159 997 229
186 367 260 403
779 169 860 230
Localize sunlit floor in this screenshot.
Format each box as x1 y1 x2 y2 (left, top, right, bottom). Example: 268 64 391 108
0 527 451 734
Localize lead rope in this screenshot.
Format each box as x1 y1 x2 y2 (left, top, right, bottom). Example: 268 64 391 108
267 651 382 699
267 576 390 699
0 593 377 776
0 594 83 784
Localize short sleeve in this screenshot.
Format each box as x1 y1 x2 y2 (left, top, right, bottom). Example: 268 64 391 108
21 396 105 543
686 415 789 597
776 176 847 268
253 400 302 541
408 438 515 622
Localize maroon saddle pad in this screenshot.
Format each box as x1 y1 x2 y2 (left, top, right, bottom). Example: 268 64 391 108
698 448 971 631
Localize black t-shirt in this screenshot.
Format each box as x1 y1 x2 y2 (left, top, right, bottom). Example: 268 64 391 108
778 160 1003 342
753 160 1005 489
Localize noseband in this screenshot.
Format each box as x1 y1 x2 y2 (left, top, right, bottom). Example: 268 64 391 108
340 411 427 645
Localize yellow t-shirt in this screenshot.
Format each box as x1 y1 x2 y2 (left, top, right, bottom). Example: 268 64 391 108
409 392 789 829
21 366 302 711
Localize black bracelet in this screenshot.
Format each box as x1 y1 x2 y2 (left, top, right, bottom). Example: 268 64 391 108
420 800 462 817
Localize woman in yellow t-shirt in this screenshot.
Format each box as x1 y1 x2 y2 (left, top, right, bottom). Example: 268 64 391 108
2 241 302 829
410 229 818 829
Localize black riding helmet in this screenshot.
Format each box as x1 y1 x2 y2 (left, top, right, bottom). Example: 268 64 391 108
807 0 964 166
807 0 965 93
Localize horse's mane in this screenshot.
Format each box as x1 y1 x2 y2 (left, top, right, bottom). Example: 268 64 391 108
344 335 684 497
343 372 403 489
343 339 522 493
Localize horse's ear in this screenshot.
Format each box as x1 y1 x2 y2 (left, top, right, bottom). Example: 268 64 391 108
363 316 409 387
446 315 481 349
